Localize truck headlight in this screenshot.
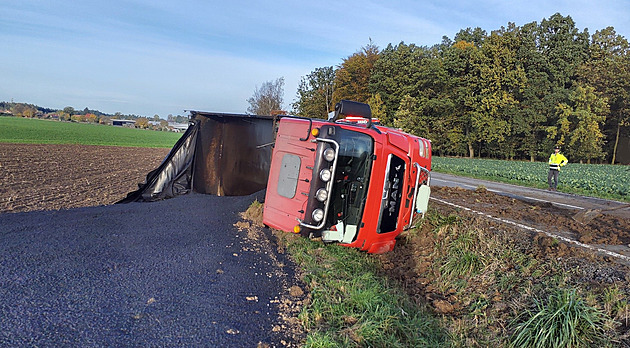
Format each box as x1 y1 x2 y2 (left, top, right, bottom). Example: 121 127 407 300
323 147 335 162
315 188 328 202
312 208 324 222
319 168 331 182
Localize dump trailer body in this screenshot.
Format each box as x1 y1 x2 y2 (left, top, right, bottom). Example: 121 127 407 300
191 112 275 196
118 111 275 203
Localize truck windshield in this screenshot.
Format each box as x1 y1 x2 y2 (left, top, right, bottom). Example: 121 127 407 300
327 129 373 231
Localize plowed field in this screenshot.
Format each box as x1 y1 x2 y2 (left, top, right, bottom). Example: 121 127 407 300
0 143 169 213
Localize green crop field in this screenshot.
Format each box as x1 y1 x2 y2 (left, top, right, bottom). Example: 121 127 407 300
432 156 630 201
0 117 182 148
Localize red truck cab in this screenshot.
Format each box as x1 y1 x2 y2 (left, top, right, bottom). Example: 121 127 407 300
263 100 431 253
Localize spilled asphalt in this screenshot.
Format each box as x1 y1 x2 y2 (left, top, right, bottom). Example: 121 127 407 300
0 192 297 347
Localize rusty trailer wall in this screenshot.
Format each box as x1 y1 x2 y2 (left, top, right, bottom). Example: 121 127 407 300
191 112 275 196
118 111 276 203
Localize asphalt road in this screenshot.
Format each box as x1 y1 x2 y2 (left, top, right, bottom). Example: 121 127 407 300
0 192 297 347
431 172 630 220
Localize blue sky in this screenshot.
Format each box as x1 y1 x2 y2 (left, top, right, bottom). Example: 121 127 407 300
1 0 629 118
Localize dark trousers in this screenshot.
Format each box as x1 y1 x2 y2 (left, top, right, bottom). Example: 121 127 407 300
548 169 559 189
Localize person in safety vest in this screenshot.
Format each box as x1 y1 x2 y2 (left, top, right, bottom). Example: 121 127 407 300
548 146 568 191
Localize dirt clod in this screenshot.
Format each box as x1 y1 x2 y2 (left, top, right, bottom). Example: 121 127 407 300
289 286 304 297
433 299 455 314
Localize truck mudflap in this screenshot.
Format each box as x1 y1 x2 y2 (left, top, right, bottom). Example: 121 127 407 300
118 112 275 203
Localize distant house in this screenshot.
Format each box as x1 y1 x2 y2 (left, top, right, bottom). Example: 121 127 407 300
168 122 189 132
111 119 136 127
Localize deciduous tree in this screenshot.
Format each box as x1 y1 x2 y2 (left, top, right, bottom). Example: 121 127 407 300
477 23 526 158
71 114 85 122
367 94 386 124
292 67 335 119
85 113 98 123
394 95 427 136
63 106 75 116
333 41 380 104
513 21 552 161
247 77 285 115
135 117 149 129
369 42 439 125
442 39 487 158
548 85 608 163
578 27 630 164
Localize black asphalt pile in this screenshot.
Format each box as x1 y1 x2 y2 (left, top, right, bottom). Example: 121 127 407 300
0 192 298 347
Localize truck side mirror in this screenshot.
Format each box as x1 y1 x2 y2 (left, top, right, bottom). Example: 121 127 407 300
415 185 431 218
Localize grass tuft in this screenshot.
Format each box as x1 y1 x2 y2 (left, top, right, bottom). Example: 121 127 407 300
509 288 612 348
440 231 487 281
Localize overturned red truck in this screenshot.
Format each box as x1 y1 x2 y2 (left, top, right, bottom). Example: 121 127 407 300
120 100 432 254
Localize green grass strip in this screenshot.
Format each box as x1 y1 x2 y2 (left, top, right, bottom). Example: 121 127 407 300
282 235 449 347
0 117 181 148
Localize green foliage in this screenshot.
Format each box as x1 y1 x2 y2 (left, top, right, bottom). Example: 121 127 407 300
432 156 630 200
548 85 609 162
509 289 611 347
0 117 181 148
369 42 440 125
300 13 629 163
366 93 386 125
393 95 425 135
333 40 380 104
577 26 630 164
293 66 336 119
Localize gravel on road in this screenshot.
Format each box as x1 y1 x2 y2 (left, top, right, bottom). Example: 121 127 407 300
0 192 299 347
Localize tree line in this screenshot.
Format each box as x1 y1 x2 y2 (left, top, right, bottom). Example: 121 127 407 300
289 13 629 164
1 102 190 130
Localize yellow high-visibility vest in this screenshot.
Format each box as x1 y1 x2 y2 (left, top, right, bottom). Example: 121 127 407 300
549 153 568 170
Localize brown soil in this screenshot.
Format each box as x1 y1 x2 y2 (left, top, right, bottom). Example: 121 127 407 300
432 186 630 246
0 143 169 213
